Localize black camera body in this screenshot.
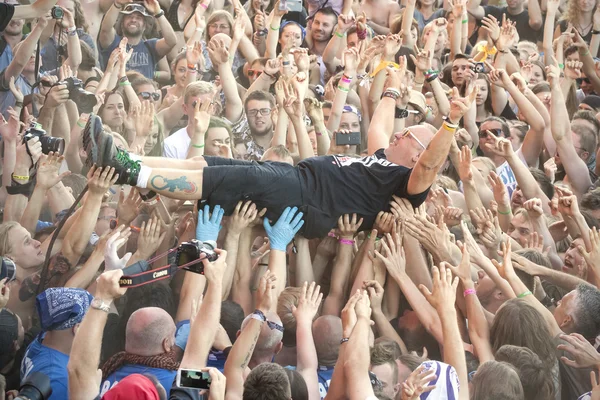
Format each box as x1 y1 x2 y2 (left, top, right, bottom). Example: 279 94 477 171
175 240 219 274
0 257 16 283
60 77 97 113
22 124 65 155
471 62 485 73
50 6 64 19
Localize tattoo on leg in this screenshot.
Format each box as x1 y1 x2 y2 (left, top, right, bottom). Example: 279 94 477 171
150 175 198 194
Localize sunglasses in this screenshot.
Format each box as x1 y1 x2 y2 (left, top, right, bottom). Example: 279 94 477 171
247 69 263 78
266 320 284 332
400 128 426 149
478 128 504 139
139 91 160 101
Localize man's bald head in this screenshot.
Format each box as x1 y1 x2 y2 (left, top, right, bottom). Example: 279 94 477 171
125 307 176 356
312 315 343 366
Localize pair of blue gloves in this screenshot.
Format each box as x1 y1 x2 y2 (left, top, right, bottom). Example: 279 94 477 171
196 205 304 251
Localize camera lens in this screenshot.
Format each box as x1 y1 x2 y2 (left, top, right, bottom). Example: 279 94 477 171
40 136 65 156
71 89 98 114
51 6 64 19
0 257 16 283
17 372 52 400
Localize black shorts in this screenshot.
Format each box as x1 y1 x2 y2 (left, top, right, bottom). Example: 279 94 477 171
201 157 303 224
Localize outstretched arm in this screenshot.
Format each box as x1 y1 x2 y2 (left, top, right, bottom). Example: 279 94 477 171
408 87 476 195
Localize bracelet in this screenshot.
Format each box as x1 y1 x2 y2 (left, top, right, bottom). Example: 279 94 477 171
357 28 367 40
441 120 457 132
340 337 349 344
464 288 476 297
497 208 511 215
14 101 23 108
270 25 280 30
119 81 131 86
315 131 323 136
593 29 600 35
462 18 468 23
282 60 291 66
154 10 165 18
199 2 208 8
425 73 438 82
192 143 205 148
11 174 29 181
328 231 337 238
340 76 352 84
334 30 346 38
76 120 86 128
558 63 564 70
118 76 129 84
517 291 532 298
337 85 350 92
154 71 159 80
339 238 354 245
580 49 590 56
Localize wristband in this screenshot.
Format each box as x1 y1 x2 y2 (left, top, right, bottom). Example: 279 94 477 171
14 101 23 108
517 291 532 298
76 120 86 128
558 63 564 70
118 76 129 84
464 288 476 297
252 309 267 322
580 49 590 56
270 25 280 30
328 231 337 238
425 73 438 82
154 71 159 80
187 63 198 71
462 18 468 23
154 10 165 18
192 144 205 148
199 2 208 8
441 121 457 132
497 208 511 215
282 60 291 66
334 30 346 38
339 238 354 245
119 81 131 86
337 85 350 92
11 174 29 181
340 76 352 84
593 30 600 35
357 28 367 40
340 337 349 344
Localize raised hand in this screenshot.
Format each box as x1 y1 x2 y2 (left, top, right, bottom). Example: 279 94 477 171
202 248 227 284
292 281 323 323
337 213 363 239
186 40 204 69
337 13 355 34
143 0 161 15
544 157 557 183
374 211 394 234
342 47 360 74
557 333 600 369
523 198 544 219
389 195 415 222
133 100 155 138
229 201 263 235
383 34 403 60
35 153 71 189
488 171 510 205
87 166 119 196
263 206 304 251
137 215 167 258
293 48 310 73
488 68 512 89
401 364 437 400
410 45 432 73
481 14 500 43
103 226 133 270
95 269 128 302
374 231 406 281
256 270 277 312
363 280 384 313
354 290 371 320
564 60 583 80
0 107 21 143
483 134 514 158
282 80 303 120
495 14 517 51
457 145 473 182
208 38 230 67
196 204 224 242
341 290 361 336
448 86 477 124
419 262 459 313
8 77 23 104
190 97 211 135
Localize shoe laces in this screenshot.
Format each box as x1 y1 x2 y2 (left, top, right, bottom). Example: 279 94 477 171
115 148 140 172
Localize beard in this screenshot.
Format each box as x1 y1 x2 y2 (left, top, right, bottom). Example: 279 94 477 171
250 121 272 137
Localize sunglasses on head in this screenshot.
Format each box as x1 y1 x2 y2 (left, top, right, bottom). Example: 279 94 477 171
478 128 504 139
139 92 160 101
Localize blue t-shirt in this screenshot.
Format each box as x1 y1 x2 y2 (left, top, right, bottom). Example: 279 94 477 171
317 366 334 400
99 35 159 79
21 335 69 400
100 364 177 397
0 37 14 72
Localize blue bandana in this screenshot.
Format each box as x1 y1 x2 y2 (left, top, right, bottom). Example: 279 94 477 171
36 287 93 332
280 20 306 41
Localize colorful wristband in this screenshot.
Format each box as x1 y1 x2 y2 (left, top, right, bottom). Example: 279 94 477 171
339 238 355 245
119 81 131 86
497 208 511 215
334 30 345 38
12 174 29 181
270 25 280 30
517 291 532 298
337 85 350 92
464 288 476 297
76 120 86 128
199 2 208 8
340 76 352 84
192 144 205 148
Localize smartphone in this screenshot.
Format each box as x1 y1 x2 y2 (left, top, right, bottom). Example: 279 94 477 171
279 0 302 12
336 131 361 146
177 369 212 389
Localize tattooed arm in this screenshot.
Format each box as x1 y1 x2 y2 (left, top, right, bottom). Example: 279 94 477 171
223 271 277 400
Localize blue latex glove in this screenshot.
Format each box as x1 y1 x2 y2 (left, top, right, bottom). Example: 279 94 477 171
196 204 224 242
263 206 304 251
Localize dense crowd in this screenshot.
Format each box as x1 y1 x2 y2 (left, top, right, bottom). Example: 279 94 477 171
1 0 600 398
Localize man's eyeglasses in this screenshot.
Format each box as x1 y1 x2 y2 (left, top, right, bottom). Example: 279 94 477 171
247 108 272 117
266 320 284 332
139 92 160 101
247 69 263 78
478 128 504 139
399 128 426 150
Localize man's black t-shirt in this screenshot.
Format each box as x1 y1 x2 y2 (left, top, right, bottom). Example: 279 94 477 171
0 4 16 31
481 6 539 43
297 149 430 237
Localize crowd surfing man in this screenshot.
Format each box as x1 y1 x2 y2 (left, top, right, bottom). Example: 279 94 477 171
3 0 600 399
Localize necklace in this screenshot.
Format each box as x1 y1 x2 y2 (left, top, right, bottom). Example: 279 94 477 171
576 20 593 36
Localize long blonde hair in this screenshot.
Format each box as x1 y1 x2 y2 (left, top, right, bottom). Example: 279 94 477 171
0 222 20 257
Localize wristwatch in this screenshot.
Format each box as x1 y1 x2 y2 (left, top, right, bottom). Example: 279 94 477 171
256 28 268 36
395 108 409 119
251 309 266 322
154 10 165 18
91 298 111 313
